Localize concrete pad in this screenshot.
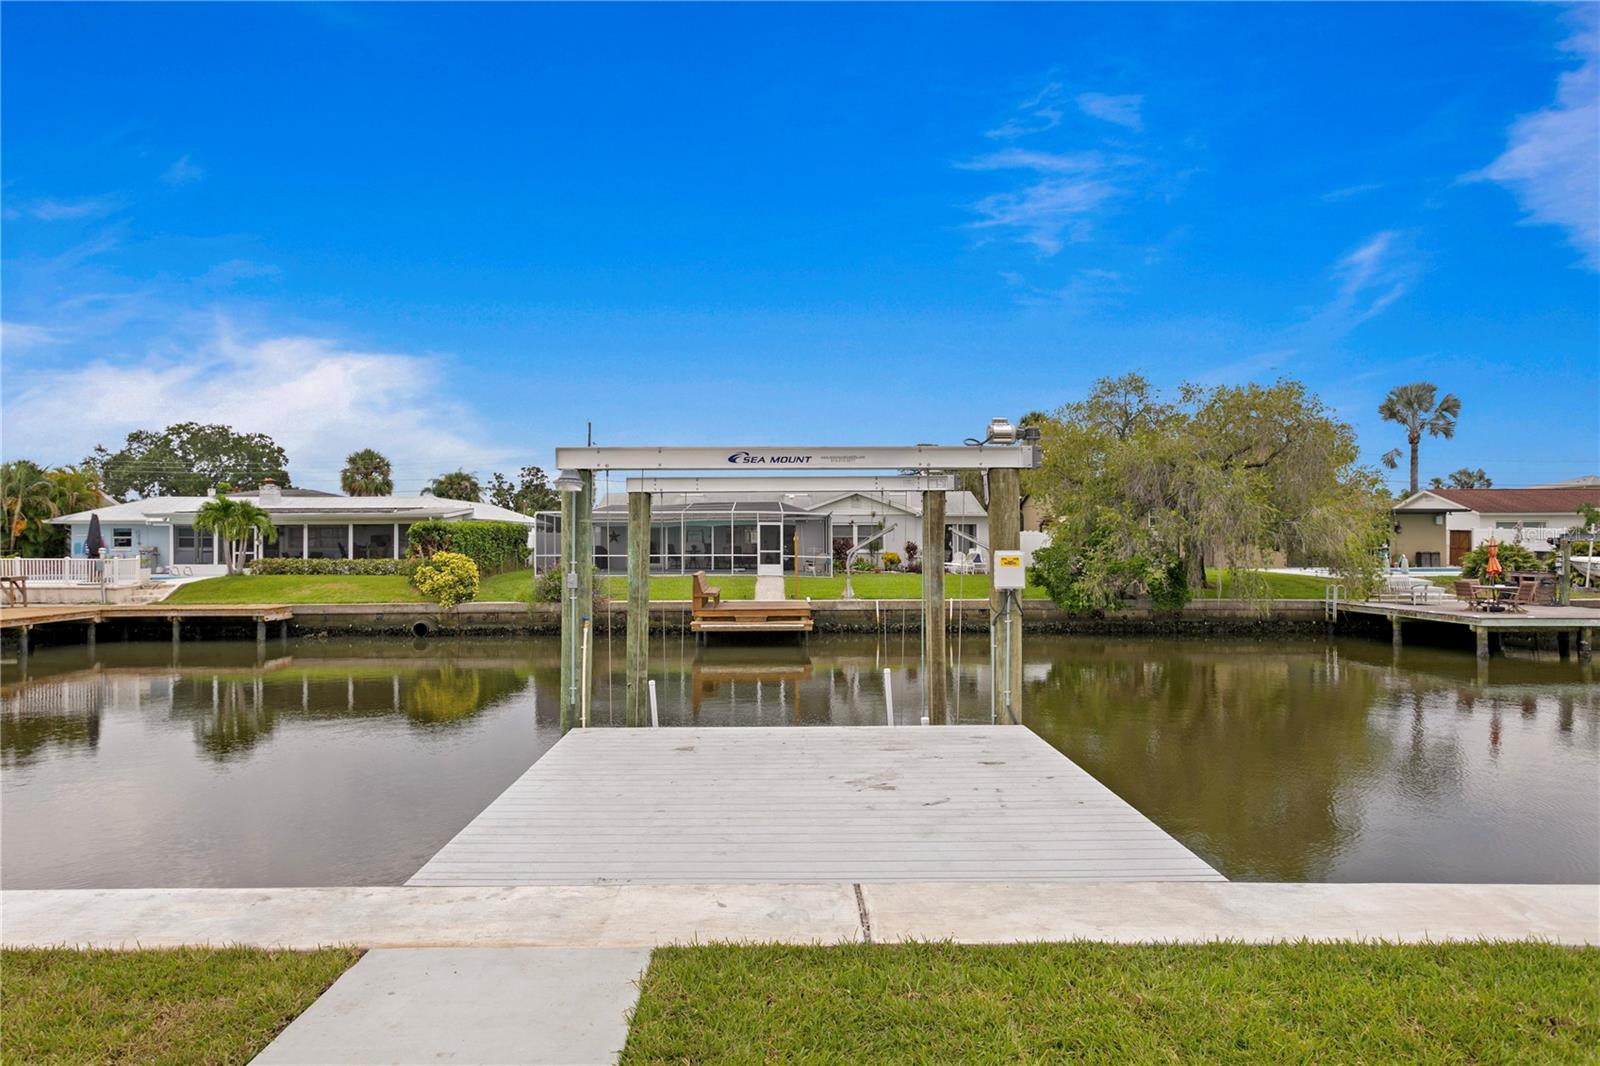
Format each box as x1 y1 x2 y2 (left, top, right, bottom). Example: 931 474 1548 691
863 882 1600 945
0 884 863 949
252 947 647 1065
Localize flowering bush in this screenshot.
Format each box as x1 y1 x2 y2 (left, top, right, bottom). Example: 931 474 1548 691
411 550 480 607
882 551 901 569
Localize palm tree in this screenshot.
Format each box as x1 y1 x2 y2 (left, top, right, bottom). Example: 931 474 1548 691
194 493 276 574
340 449 394 496
425 470 482 503
1378 383 1461 495
2 460 59 556
48 465 105 516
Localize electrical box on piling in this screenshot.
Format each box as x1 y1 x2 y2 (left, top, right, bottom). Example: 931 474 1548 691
993 551 1026 589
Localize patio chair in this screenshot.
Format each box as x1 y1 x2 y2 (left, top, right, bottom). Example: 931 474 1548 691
692 571 722 612
1452 580 1479 609
1507 579 1537 614
945 550 969 575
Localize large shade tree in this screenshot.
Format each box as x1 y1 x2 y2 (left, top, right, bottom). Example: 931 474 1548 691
1377 383 1461 496
87 423 291 499
340 449 394 496
1028 374 1386 611
193 493 276 574
426 470 482 503
486 466 559 514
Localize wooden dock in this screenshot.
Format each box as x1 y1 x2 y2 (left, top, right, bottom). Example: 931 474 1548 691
690 599 813 636
0 603 295 655
1338 600 1594 658
408 726 1223 886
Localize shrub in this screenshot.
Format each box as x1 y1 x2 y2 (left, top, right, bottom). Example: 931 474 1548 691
851 556 875 573
411 550 479 607
251 557 416 576
882 551 901 569
903 541 919 564
532 567 563 603
832 538 853 566
1458 541 1543 580
407 520 528 575
1029 537 1190 614
904 560 922 573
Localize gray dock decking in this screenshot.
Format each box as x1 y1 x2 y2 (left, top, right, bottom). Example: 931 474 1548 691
408 726 1223 886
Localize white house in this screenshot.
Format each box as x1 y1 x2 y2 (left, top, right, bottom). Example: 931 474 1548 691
52 480 536 577
1389 483 1599 567
532 489 992 576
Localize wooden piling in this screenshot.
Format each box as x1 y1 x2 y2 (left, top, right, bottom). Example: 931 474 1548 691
987 466 1023 724
559 483 579 731
1580 628 1593 662
921 489 947 724
255 619 267 652
1391 615 1402 648
86 621 96 652
1475 626 1489 660
626 490 652 726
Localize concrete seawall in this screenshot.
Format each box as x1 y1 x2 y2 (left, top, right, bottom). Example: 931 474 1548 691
287 598 1338 637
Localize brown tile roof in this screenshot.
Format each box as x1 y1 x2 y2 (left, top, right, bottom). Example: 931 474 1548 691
1425 487 1600 514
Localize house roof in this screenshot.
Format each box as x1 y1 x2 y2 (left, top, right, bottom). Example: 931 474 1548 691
590 489 987 519
1395 487 1600 515
52 494 536 526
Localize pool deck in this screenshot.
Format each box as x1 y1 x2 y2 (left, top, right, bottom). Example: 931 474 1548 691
406 726 1225 886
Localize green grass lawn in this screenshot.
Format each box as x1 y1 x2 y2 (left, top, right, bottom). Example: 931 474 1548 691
622 941 1600 1064
167 567 1330 605
1 947 360 1065
1201 568 1335 599
164 570 537 605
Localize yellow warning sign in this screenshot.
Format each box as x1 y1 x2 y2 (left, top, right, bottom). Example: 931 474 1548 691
999 556 1021 567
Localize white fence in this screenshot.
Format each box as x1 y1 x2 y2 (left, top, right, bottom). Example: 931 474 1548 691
0 556 142 586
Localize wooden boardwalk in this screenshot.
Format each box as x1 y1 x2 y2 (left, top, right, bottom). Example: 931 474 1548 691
408 726 1223 886
0 603 293 630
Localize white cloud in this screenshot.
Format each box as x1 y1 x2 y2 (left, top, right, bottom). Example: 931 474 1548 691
1076 92 1144 132
5 196 123 222
1 322 515 489
960 149 1131 255
1470 9 1599 269
161 155 205 187
1313 229 1415 332
985 82 1064 139
0 321 60 350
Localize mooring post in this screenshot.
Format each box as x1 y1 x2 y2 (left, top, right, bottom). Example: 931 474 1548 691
86 621 96 652
1391 615 1403 649
988 466 1023 724
255 619 267 653
171 617 181 649
1474 625 1489 660
921 488 947 725
626 489 652 726
1580 627 1593 663
559 480 579 731
18 625 29 660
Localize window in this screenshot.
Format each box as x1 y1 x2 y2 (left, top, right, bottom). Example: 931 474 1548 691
351 524 394 560
307 525 348 559
262 525 303 559
112 528 133 548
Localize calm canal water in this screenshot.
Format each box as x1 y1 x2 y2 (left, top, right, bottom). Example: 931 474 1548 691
3 634 1595 887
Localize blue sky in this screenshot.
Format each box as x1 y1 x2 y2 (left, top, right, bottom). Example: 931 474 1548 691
3 2 1596 493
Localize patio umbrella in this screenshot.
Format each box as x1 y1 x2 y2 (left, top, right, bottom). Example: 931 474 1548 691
1485 539 1502 583
84 514 104 559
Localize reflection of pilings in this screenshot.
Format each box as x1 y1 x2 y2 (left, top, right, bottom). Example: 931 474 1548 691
921 489 947 724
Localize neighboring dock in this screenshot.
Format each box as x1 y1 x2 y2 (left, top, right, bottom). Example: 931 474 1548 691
408 726 1223 886
1337 600 1594 659
0 603 293 654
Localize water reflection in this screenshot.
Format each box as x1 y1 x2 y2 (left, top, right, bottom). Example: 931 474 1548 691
2 635 1595 888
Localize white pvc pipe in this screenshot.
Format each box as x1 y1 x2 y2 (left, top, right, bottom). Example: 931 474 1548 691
648 678 659 728
883 667 894 726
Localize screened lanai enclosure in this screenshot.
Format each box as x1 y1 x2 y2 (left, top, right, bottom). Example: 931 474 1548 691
532 499 837 576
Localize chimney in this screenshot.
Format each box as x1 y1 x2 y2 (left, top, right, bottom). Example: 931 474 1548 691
258 478 282 505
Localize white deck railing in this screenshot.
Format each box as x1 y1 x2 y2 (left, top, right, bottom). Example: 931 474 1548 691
0 556 142 586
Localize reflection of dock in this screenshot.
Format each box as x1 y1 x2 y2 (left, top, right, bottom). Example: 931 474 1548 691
409 726 1223 885
689 651 814 718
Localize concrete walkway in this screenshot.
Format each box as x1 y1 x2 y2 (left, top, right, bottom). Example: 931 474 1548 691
753 575 786 600
5 882 1595 949
252 947 647 1065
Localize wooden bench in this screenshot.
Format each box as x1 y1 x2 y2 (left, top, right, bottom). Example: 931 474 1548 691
0 575 27 607
692 571 722 611
690 600 814 635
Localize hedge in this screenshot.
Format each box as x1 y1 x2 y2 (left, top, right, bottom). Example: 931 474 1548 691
406 520 528 575
412 551 479 608
250 557 417 576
